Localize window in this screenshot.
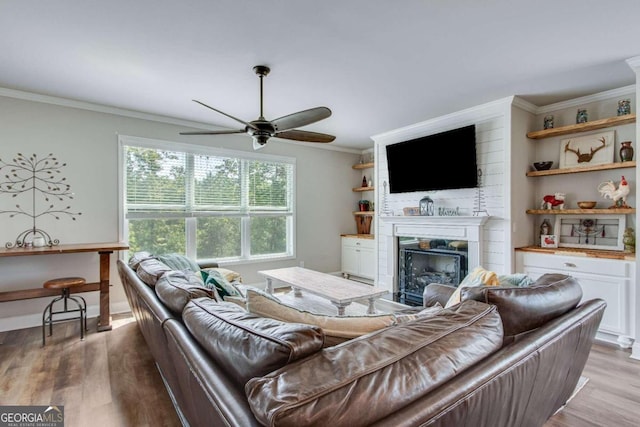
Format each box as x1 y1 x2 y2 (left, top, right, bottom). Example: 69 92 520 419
119 135 295 263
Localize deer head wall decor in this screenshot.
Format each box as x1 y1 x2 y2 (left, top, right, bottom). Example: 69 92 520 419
564 137 606 163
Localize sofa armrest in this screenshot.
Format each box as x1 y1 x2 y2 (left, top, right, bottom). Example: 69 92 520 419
423 283 456 307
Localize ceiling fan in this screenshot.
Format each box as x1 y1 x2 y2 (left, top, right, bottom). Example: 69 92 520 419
180 65 336 150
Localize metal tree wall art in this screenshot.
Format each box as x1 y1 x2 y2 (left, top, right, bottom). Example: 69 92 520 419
0 153 81 248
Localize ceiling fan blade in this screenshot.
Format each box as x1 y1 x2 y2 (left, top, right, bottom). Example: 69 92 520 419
275 129 335 143
192 100 258 131
271 107 332 132
179 129 246 135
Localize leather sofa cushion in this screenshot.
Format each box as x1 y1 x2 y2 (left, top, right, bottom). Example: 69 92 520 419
155 270 219 314
183 298 325 385
245 287 396 345
128 251 154 270
461 273 582 340
136 258 172 287
245 300 503 426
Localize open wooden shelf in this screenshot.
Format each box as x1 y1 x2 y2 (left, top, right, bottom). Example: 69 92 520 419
353 211 375 216
526 161 635 177
352 186 375 192
526 208 635 215
352 162 374 170
526 114 636 139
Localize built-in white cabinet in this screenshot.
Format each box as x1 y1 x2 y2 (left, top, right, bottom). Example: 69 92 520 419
516 251 635 347
341 235 375 281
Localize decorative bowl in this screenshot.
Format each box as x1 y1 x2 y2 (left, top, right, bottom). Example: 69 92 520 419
533 161 553 171
577 201 597 209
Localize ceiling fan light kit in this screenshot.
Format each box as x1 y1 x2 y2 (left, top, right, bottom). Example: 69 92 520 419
181 65 335 150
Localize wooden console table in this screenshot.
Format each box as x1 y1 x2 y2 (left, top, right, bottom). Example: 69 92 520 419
0 242 129 331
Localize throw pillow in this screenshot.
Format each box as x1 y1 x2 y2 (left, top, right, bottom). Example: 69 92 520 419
497 273 534 288
445 266 500 308
201 267 243 283
245 287 396 346
201 269 243 298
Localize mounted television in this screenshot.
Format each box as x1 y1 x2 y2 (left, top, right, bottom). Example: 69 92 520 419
385 124 477 193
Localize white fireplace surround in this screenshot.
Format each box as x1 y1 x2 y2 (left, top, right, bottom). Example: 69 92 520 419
380 215 490 292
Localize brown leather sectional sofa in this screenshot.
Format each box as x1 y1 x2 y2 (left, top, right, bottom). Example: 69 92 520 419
117 256 605 427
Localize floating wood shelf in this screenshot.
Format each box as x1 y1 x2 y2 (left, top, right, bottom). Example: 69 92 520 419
526 161 635 177
353 211 375 216
526 208 635 215
352 186 375 192
526 114 636 139
352 162 374 170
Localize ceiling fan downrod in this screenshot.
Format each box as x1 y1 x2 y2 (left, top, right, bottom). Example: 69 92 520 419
253 65 270 120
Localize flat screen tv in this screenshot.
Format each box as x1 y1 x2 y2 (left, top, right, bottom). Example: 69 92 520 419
385 124 477 193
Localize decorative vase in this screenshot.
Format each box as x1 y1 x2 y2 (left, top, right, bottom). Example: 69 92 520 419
617 99 631 116
540 219 552 236
576 109 588 124
620 141 634 162
543 115 554 129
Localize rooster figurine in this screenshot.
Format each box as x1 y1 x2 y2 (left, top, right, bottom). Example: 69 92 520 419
598 175 631 208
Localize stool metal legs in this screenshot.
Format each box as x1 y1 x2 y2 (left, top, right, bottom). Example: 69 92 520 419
42 288 87 346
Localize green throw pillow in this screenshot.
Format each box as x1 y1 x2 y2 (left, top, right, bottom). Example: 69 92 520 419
201 269 242 298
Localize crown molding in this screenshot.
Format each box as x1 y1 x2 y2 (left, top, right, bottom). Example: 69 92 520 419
0 86 225 130
536 85 636 114
511 97 539 114
0 86 363 154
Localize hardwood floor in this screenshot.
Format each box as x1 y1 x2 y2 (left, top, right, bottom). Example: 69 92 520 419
0 314 181 427
1 314 639 427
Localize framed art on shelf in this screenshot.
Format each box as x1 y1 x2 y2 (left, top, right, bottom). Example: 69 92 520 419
559 130 614 169
553 214 625 251
540 234 558 248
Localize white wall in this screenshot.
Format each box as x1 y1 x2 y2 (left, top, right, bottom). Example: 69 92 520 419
0 92 361 331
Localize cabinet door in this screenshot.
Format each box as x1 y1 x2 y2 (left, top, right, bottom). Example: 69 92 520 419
521 266 629 336
516 252 631 336
341 239 359 275
358 246 376 280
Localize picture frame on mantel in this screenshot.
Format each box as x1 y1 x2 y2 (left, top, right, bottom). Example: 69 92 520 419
553 214 625 251
559 130 614 169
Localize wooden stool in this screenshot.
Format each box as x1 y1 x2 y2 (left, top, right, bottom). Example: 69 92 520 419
42 277 87 346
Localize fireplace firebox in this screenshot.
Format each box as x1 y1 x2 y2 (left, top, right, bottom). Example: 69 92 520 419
397 240 468 306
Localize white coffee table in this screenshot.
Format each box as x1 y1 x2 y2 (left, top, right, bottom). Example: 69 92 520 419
258 267 388 316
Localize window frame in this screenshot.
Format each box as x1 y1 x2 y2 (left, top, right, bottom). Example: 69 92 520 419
118 135 296 265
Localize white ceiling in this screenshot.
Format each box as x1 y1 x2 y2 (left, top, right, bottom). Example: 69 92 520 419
1 1 639 150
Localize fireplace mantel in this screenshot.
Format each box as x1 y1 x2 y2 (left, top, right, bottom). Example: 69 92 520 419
380 215 489 241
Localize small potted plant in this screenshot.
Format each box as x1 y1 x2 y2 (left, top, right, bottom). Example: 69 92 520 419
358 200 370 211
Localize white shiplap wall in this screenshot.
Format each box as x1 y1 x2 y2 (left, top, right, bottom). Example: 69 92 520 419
371 97 513 293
